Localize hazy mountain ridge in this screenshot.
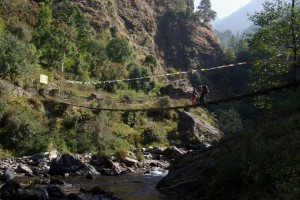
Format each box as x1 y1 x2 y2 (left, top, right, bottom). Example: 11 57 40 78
212 0 263 33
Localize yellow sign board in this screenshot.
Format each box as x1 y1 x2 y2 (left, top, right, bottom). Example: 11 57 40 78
40 74 48 84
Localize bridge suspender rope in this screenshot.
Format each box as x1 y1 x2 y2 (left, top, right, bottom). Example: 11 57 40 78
59 81 300 112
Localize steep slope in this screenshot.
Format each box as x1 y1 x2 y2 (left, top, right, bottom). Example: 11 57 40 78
157 114 300 199
67 0 221 70
212 0 263 33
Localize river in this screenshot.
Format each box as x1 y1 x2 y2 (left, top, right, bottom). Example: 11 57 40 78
62 171 171 200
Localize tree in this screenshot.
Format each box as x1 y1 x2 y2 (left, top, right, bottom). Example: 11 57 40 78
195 0 217 25
33 2 52 48
106 37 133 64
54 1 92 48
248 0 300 88
144 54 157 73
128 65 156 93
215 109 243 135
224 47 236 64
0 31 33 81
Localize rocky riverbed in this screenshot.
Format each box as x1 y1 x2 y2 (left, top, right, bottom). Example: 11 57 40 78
0 146 186 200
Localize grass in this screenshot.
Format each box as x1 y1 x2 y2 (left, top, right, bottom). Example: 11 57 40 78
0 148 12 160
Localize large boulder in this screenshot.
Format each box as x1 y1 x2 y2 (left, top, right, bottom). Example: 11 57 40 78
1 168 14 181
48 154 87 176
178 111 224 148
13 87 28 97
160 79 193 99
121 157 138 167
16 164 33 175
163 146 186 160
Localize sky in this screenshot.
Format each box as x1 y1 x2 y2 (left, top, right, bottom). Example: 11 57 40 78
194 0 252 19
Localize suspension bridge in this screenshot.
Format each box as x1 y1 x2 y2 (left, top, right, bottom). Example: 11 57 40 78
56 81 300 112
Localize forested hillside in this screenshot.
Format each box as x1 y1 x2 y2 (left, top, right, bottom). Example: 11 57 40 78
0 0 300 198
0 0 222 156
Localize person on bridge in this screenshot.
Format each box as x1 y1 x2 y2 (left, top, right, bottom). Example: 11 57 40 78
192 87 199 105
199 85 209 104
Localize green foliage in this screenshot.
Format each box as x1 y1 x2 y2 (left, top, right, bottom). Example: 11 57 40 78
128 64 156 93
122 111 137 127
106 37 133 64
248 0 300 88
214 109 244 135
87 39 108 77
0 17 7 31
54 1 92 47
115 150 127 160
141 126 167 146
195 0 216 25
135 151 145 162
224 47 236 64
144 55 157 67
0 147 12 160
149 96 176 120
33 2 52 48
96 62 127 93
144 54 157 73
33 1 94 77
156 11 197 71
0 31 34 81
175 0 188 13
0 85 49 155
204 115 300 199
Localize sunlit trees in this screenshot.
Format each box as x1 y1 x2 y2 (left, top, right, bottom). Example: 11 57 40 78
106 37 133 64
0 31 33 81
128 65 156 93
248 0 300 88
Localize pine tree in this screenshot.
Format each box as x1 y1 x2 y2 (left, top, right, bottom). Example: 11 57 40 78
195 0 216 25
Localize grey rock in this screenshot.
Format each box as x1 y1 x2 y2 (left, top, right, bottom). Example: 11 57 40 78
49 89 60 98
13 189 49 200
68 193 85 200
13 87 28 97
97 155 115 169
178 111 224 148
160 79 193 99
85 173 94 180
80 164 99 175
48 154 85 175
16 164 33 175
163 146 185 159
1 180 22 191
2 167 14 181
121 157 138 167
46 185 66 199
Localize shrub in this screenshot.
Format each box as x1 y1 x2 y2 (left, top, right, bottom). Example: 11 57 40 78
135 151 145 162
115 150 127 160
149 96 176 120
141 127 167 145
215 108 243 135
122 111 137 127
144 55 157 67
106 37 133 63
0 105 49 155
0 31 34 81
128 65 156 93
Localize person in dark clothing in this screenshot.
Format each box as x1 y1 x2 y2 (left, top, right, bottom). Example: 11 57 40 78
199 85 209 104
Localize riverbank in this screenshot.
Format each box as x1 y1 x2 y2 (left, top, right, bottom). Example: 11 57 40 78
0 146 185 199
